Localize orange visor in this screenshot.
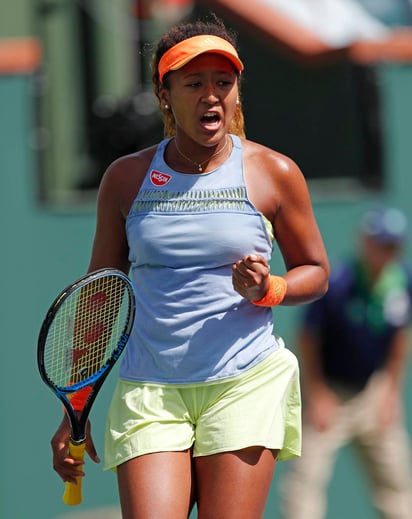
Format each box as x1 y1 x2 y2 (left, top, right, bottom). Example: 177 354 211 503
158 35 244 83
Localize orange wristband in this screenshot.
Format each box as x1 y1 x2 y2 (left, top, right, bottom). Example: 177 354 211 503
67 385 92 412
252 275 287 307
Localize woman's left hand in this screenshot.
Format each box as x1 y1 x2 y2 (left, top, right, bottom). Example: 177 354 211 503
232 254 270 301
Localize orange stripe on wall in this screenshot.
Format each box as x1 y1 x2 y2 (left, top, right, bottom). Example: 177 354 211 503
0 38 42 74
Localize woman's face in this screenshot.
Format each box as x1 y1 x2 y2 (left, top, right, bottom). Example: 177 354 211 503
160 53 239 146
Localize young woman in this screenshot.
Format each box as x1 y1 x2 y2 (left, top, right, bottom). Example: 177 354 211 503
51 16 329 519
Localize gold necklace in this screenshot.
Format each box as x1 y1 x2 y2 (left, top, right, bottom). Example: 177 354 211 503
174 136 229 172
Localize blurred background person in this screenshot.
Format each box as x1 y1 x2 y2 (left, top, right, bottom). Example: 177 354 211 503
280 206 412 519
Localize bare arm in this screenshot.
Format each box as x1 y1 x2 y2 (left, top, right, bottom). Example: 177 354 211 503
273 155 329 304
234 143 329 305
87 149 155 274
50 163 129 485
87 162 131 274
51 149 153 484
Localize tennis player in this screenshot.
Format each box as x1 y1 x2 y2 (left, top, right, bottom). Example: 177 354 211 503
51 15 329 518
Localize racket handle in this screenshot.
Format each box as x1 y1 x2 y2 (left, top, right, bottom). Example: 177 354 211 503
63 441 86 506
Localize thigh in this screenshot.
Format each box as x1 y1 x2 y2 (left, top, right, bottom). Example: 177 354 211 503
117 450 195 519
195 446 277 519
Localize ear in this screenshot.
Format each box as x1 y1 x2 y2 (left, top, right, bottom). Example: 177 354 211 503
159 88 170 108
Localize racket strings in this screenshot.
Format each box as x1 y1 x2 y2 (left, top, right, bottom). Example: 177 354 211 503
43 275 131 389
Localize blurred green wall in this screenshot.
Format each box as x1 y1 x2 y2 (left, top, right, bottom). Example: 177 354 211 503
1 2 412 519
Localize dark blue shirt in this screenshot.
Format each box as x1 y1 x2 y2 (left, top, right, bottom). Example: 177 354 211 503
303 259 412 390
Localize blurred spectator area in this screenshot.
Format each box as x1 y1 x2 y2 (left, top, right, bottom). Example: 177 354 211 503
17 0 412 205
197 0 412 193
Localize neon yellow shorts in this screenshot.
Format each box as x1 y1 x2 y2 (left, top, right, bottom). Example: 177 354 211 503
104 339 301 470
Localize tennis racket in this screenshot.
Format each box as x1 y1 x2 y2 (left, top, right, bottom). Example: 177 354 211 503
37 268 135 506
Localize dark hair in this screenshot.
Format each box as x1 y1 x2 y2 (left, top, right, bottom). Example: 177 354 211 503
151 16 245 138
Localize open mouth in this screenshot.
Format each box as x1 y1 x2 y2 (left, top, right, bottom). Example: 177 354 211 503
200 112 220 124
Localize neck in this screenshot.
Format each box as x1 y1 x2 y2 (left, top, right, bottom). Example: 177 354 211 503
174 136 230 173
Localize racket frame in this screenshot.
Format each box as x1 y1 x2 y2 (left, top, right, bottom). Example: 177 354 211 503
37 268 135 443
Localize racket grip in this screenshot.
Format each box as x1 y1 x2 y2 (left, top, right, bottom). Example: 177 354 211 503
63 441 86 506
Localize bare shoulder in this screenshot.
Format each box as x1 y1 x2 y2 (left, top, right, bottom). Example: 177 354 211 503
100 145 157 210
102 145 158 184
241 139 307 219
242 139 301 177
242 139 299 168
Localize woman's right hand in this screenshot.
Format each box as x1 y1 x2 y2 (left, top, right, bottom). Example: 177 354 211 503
51 414 100 485
232 254 271 301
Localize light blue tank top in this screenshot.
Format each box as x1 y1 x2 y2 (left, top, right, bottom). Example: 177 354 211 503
120 135 280 383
